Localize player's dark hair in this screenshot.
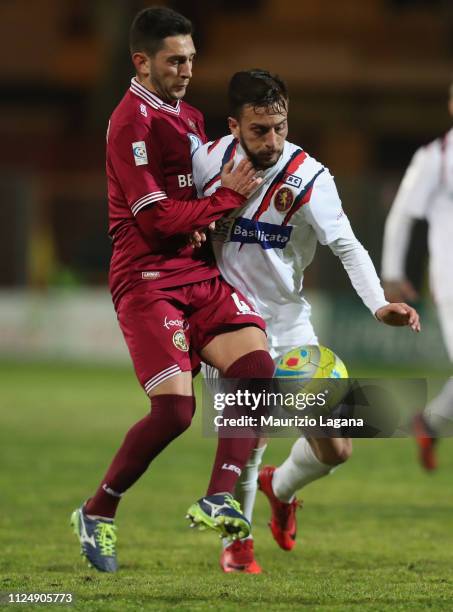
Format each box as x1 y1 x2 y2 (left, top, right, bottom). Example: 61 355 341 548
228 69 288 118
130 6 193 56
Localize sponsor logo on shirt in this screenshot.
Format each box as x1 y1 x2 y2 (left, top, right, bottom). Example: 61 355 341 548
142 271 160 280
163 316 189 330
284 173 302 188
187 132 202 157
139 103 148 117
132 141 148 166
274 187 295 212
177 173 193 188
230 218 292 250
173 330 189 352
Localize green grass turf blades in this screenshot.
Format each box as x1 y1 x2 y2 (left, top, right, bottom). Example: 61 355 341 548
1 360 453 610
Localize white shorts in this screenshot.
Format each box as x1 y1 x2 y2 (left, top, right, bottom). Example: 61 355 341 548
269 326 319 363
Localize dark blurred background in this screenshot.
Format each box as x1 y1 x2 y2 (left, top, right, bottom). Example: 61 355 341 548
1 0 452 364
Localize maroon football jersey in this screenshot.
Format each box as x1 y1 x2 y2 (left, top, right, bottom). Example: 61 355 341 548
107 78 220 307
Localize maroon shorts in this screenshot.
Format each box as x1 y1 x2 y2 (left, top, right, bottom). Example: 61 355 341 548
116 276 266 395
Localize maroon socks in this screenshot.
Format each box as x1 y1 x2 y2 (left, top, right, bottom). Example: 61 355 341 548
206 350 275 496
85 349 275 518
85 394 195 518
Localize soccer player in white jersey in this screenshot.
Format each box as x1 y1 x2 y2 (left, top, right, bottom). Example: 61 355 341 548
192 69 420 573
382 82 453 471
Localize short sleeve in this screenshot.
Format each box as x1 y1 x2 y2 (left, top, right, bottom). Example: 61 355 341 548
107 120 167 216
303 169 353 245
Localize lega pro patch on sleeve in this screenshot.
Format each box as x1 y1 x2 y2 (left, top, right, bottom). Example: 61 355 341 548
132 141 148 166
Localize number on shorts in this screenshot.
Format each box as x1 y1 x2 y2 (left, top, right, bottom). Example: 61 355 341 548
231 292 250 313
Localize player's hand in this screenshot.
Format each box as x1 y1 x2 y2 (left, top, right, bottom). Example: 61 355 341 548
383 279 419 303
188 222 216 249
221 159 263 197
375 303 421 332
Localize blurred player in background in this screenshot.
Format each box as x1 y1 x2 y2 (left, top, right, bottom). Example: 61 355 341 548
382 82 453 471
70 7 276 573
193 69 420 573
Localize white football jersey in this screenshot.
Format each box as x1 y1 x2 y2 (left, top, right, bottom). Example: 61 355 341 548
382 128 453 302
193 135 356 352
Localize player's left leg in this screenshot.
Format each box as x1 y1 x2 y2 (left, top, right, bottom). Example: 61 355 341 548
259 437 352 550
187 326 274 540
186 279 274 541
219 438 267 573
416 299 453 469
201 364 267 572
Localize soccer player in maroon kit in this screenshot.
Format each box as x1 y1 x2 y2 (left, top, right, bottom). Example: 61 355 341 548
70 7 275 572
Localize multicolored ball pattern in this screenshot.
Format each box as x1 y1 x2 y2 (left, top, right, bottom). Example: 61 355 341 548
275 345 348 379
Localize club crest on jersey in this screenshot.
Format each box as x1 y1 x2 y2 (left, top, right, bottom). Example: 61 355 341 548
187 133 202 157
132 141 148 166
173 330 189 352
274 187 294 212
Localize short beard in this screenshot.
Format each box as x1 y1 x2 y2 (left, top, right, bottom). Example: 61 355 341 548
239 136 281 170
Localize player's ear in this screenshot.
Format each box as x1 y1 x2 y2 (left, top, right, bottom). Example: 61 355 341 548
228 116 240 138
132 52 151 78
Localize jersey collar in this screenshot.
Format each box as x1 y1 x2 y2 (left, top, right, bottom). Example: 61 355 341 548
129 77 181 116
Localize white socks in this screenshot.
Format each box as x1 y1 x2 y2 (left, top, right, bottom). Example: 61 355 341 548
424 377 453 435
222 444 267 548
235 444 267 522
272 438 333 503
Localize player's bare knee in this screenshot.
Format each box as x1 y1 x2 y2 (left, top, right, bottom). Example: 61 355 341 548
334 440 352 464
313 439 352 465
202 326 269 373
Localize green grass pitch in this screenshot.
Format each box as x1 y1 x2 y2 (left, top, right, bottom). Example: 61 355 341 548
1 361 453 611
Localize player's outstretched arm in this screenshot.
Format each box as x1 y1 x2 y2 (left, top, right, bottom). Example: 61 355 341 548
375 302 421 332
329 235 421 332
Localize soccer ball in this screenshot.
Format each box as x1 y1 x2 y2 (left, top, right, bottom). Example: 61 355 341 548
275 345 348 379
275 345 349 415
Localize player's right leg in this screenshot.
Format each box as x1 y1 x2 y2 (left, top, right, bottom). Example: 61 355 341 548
71 289 195 572
259 437 352 550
